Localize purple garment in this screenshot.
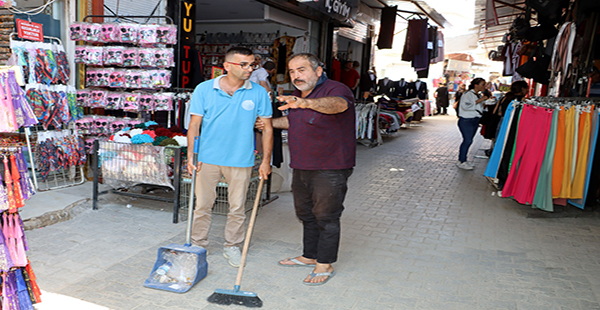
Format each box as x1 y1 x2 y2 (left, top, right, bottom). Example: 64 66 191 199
288 77 356 170
16 150 35 200
0 227 15 272
7 71 38 128
16 214 28 251
4 271 21 310
412 20 430 71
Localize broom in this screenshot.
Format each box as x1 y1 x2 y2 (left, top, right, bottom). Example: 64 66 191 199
207 178 264 308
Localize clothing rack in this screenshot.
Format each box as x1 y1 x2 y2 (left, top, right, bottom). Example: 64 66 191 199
9 32 62 45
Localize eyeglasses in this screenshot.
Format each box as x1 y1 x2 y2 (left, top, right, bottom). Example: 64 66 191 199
227 62 258 70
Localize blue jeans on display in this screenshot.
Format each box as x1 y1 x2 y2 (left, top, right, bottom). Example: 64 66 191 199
292 168 353 264
458 117 480 163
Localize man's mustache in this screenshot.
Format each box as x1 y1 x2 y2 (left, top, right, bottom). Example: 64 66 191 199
293 79 306 84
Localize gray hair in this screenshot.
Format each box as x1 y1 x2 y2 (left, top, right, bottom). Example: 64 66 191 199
288 53 321 71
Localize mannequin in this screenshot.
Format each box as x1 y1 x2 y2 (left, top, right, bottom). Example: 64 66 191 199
392 78 407 98
376 77 394 96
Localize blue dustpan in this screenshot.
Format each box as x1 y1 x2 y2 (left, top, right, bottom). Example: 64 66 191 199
144 137 208 293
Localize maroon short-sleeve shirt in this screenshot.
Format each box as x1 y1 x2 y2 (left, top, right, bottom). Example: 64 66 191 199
288 77 356 170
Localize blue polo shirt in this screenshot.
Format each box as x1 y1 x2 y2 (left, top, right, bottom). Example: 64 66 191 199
189 75 272 167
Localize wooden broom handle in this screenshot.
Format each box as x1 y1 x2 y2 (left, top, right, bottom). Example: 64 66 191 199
235 178 264 286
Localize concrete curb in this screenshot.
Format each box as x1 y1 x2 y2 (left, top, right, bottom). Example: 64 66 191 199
23 198 91 231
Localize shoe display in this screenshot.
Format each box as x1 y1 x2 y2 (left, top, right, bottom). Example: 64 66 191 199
456 161 474 170
223 246 241 267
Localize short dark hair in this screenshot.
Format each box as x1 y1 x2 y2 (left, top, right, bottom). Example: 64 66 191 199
263 61 276 71
225 46 253 61
510 80 528 93
469 78 486 90
289 53 321 71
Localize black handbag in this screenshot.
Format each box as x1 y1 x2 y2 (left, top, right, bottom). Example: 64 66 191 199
516 45 551 85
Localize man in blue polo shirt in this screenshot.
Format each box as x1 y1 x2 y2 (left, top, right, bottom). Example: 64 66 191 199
258 53 355 285
186 46 273 268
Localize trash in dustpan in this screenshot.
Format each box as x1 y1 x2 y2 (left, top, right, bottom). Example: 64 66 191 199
144 243 208 293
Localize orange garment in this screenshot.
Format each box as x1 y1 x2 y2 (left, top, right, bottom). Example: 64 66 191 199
557 107 576 198
571 109 592 199
552 107 565 197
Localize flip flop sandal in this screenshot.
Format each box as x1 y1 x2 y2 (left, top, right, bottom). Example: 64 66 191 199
303 270 335 286
278 257 316 268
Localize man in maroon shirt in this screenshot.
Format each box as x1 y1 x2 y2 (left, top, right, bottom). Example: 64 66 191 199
257 53 355 285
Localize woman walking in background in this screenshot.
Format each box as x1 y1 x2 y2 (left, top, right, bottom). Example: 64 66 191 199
456 78 491 170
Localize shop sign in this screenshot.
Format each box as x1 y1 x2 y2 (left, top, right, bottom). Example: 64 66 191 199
446 59 471 72
16 19 43 41
178 1 195 89
304 0 358 21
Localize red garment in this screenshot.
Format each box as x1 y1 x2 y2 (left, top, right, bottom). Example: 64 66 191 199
331 59 342 82
340 68 360 90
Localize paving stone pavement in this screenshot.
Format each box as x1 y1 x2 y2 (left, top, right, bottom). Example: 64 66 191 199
26 115 600 310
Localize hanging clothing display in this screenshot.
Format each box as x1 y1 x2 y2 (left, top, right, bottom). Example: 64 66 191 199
401 18 431 77
0 143 42 308
485 98 600 212
10 41 70 86
34 130 87 182
272 36 296 84
430 31 445 64
356 103 378 140
0 71 38 133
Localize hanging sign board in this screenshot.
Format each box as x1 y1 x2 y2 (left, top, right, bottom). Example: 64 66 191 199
446 59 471 72
176 0 196 89
16 19 43 41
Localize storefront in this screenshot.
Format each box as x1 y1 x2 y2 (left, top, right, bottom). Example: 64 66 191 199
477 0 600 212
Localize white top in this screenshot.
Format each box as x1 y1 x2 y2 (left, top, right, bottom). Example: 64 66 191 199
250 67 269 84
458 90 484 119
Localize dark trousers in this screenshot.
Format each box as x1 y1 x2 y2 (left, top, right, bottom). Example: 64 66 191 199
436 105 447 115
458 117 480 163
292 168 353 264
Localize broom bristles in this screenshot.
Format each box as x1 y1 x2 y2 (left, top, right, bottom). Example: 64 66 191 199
207 292 263 308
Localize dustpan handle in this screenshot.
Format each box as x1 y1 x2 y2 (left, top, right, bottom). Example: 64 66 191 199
235 178 264 287
185 137 200 246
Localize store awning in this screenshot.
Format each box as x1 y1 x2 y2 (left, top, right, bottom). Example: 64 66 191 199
474 0 529 50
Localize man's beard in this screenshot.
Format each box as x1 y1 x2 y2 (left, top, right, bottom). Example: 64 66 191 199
293 79 316 92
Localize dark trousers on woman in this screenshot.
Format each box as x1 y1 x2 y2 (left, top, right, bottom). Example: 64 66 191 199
292 168 353 264
457 117 480 163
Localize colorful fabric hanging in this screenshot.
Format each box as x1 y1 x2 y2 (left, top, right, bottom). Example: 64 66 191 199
10 155 24 210
3 157 16 213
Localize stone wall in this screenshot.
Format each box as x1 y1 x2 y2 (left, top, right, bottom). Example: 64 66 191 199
0 13 14 64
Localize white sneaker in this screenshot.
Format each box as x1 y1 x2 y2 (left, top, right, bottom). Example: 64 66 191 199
223 246 242 267
456 161 474 170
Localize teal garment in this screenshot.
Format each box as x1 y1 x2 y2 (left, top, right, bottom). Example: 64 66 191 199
532 108 559 211
484 101 516 178
568 110 600 209
507 106 525 174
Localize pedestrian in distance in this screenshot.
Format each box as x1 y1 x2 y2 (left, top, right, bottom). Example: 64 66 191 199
434 83 449 115
186 46 273 268
340 60 360 93
256 53 355 285
456 78 493 170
